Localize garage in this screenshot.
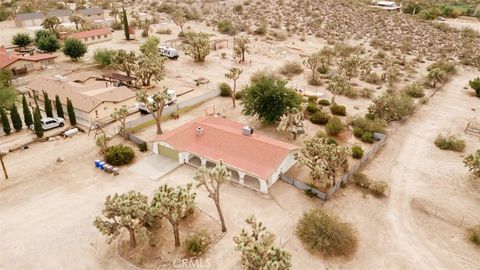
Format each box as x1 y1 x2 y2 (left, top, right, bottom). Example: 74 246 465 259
157 144 178 160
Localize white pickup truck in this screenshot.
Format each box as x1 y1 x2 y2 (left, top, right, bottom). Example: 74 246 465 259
137 90 177 114
29 117 65 131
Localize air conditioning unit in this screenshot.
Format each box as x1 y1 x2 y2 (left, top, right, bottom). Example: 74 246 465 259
242 126 254 136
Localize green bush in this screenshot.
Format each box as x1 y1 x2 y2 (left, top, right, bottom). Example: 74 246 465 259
310 111 330 125
353 172 370 189
306 103 319 114
349 116 386 134
105 144 135 165
326 117 344 136
219 82 232 97
217 19 237 35
327 138 338 145
138 142 148 152
254 23 267 35
184 230 211 257
93 48 116 67
111 21 123 30
369 180 388 196
434 134 466 152
351 146 363 159
404 83 425 98
62 38 87 60
156 28 172 35
308 96 318 103
466 225 480 246
353 127 365 138
330 104 346 116
318 99 330 106
296 209 358 256
469 77 480 97
235 91 243 100
361 131 374 143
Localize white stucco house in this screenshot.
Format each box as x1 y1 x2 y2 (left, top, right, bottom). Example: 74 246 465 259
152 116 299 193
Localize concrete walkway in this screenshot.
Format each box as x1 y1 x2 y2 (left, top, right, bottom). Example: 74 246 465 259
128 154 181 181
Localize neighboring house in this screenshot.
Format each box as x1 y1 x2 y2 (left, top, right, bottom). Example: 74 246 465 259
78 8 104 22
70 28 112 44
46 9 72 23
152 116 299 193
23 75 137 125
0 47 57 75
372 1 402 11
14 12 44 27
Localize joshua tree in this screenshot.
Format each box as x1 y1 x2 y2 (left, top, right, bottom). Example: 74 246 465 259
295 136 350 190
111 50 136 77
136 89 171 135
183 32 211 62
224 68 243 108
194 162 231 232
41 16 61 36
277 103 307 140
233 215 292 270
94 191 153 247
233 35 249 62
111 106 129 138
303 52 322 85
69 14 84 30
150 184 196 247
172 9 188 34
110 4 120 22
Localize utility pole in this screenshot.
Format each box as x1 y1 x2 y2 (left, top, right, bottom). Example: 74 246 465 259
0 149 8 180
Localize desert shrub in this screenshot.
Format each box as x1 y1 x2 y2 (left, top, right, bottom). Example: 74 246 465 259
404 83 425 98
326 117 344 136
464 150 480 177
351 146 363 159
353 172 371 189
233 4 243 14
111 21 122 30
310 111 330 125
369 180 388 196
308 96 318 103
466 225 480 246
418 7 440 20
327 138 338 145
156 28 172 35
365 72 381 84
434 134 466 152
219 82 232 97
184 230 211 257
104 145 135 165
217 19 237 35
318 99 330 106
270 30 287 41
137 142 148 152
306 103 319 114
254 22 267 35
93 48 116 67
330 104 346 116
235 91 243 100
368 92 415 122
279 61 303 77
349 116 386 134
361 132 374 143
296 209 358 256
358 88 373 99
469 77 480 97
353 127 365 138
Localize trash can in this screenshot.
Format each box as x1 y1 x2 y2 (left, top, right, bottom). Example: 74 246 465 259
95 160 101 168
112 167 119 176
104 165 113 173
99 162 106 170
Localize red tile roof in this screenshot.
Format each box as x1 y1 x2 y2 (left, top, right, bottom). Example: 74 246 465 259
153 116 299 179
18 54 57 61
70 28 111 39
0 54 19 69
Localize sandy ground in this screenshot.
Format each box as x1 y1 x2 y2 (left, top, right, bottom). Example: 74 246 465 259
444 16 480 32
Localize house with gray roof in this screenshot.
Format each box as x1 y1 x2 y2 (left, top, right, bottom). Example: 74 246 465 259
14 12 44 27
78 8 104 21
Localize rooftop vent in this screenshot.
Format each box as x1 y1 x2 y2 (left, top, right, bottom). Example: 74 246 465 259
196 126 204 136
242 126 254 136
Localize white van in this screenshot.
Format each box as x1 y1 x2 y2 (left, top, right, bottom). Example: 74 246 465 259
159 46 179 59
138 89 177 114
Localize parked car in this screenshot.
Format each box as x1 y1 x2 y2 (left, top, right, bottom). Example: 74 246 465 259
29 117 65 131
159 46 179 59
138 89 177 114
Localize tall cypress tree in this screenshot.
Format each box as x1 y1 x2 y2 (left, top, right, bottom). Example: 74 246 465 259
10 103 22 131
67 98 76 126
54 95 64 118
122 7 130 40
33 107 43 138
0 107 11 135
22 95 33 127
43 91 53 118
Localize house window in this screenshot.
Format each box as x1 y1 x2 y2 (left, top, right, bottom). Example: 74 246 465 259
104 35 107 38
84 38 88 41
104 107 108 110
91 36 95 40
97 35 101 39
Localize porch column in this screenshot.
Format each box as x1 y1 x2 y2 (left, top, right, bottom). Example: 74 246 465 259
200 158 207 166
238 171 245 185
259 179 268 193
